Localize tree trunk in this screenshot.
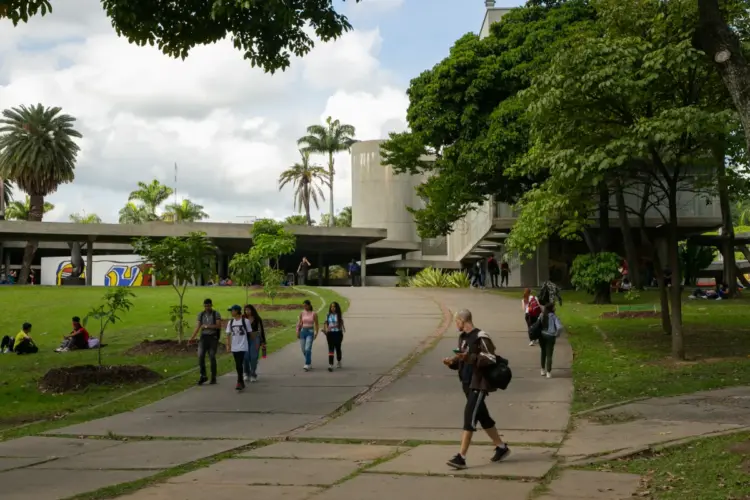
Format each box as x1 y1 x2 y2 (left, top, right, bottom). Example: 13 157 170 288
0 179 5 220
596 183 612 304
666 186 685 360
615 180 642 288
304 185 312 226
18 194 44 284
716 141 737 296
328 152 335 227
178 294 185 343
698 0 750 155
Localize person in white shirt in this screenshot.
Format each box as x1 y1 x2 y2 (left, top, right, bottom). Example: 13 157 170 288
539 302 564 379
522 288 542 346
225 305 252 391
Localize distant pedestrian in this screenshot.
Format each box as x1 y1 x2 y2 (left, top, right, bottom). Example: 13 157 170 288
522 288 542 347
539 302 564 379
474 260 486 289
297 256 311 286
225 305 252 391
296 299 318 371
189 298 222 385
348 259 361 286
443 309 510 470
323 302 345 371
500 260 510 287
242 304 267 383
487 256 500 288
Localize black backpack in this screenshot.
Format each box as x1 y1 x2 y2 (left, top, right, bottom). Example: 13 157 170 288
484 354 513 390
528 316 543 341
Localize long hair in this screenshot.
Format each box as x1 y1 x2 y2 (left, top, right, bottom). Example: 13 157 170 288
541 302 556 330
243 304 265 338
523 288 530 302
329 301 343 319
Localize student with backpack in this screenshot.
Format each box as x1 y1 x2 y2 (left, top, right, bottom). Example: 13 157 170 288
522 288 542 346
189 298 222 386
539 302 564 379
225 305 253 391
442 309 511 470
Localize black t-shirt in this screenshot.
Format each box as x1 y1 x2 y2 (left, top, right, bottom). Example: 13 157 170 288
299 261 310 274
458 328 481 385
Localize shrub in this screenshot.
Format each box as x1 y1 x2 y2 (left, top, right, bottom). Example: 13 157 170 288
409 268 470 288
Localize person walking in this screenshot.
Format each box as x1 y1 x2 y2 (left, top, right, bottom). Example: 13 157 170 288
242 304 267 383
474 259 486 289
296 299 318 371
297 256 311 285
522 288 542 347
500 260 510 287
487 256 500 288
442 309 511 470
225 305 252 391
323 301 345 371
189 298 222 385
539 302 564 379
347 259 361 287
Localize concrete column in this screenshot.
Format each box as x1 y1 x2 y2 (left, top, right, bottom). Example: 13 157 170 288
317 252 324 286
4 250 10 276
86 239 94 286
0 242 4 278
360 244 367 287
217 251 226 279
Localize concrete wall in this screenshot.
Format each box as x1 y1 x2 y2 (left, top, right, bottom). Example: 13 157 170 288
480 7 511 39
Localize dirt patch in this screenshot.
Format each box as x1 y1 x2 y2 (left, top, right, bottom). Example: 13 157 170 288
256 304 300 311
586 411 642 425
125 339 228 356
601 311 661 319
262 319 284 329
251 291 306 299
648 355 748 367
39 365 161 393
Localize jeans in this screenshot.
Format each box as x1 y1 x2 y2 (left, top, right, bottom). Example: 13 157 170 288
198 335 219 379
326 330 343 365
490 273 499 287
501 272 509 286
243 336 261 377
299 328 314 365
539 334 557 372
297 272 307 286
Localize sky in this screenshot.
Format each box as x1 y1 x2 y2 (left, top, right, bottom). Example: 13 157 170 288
0 0 523 224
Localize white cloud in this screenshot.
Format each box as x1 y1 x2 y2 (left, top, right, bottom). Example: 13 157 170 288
0 0 409 224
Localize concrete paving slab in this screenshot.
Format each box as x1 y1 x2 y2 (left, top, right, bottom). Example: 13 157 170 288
32 439 250 470
559 418 744 457
47 411 318 439
242 442 398 461
546 470 642 499
369 444 556 478
0 468 158 500
0 436 122 458
170 457 360 486
118 483 321 500
313 472 535 500
0 457 50 471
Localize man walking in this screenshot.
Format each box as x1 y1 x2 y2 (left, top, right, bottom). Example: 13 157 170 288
443 309 510 469
189 298 222 385
348 259 361 287
487 256 500 288
297 256 311 285
500 260 510 287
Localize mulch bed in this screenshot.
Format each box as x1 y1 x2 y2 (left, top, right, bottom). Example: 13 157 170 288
125 339 227 356
256 304 300 311
600 311 661 319
251 291 306 299
39 365 161 393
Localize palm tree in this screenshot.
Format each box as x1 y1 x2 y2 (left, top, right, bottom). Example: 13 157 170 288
162 199 209 222
5 195 55 220
278 150 329 226
118 202 150 224
127 179 173 220
1 179 13 219
0 104 81 283
284 214 312 225
69 211 102 224
298 117 356 226
319 205 352 227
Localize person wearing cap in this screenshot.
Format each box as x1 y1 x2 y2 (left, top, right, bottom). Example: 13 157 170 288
189 298 222 385
225 304 252 391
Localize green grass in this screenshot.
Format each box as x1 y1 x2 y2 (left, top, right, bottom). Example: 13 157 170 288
0 285 347 438
497 289 750 412
591 432 750 500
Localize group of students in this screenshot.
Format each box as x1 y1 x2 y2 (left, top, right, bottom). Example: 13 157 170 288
522 288 563 378
189 297 346 392
1 317 94 355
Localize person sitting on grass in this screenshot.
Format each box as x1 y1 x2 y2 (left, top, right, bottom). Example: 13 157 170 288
55 316 90 352
1 323 38 355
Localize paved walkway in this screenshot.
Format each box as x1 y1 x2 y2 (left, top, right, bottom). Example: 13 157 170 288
0 287 658 500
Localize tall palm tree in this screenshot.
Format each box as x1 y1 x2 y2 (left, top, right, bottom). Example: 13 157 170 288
278 150 329 226
5 195 55 220
127 179 173 220
0 104 81 283
69 211 102 224
298 116 356 226
118 202 150 224
1 179 13 219
162 199 209 222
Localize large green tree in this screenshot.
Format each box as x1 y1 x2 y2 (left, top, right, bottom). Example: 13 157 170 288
2 0 361 74
0 104 81 283
118 201 150 224
5 195 54 220
1 179 12 214
278 150 329 226
380 1 595 238
298 116 356 226
127 179 173 220
162 199 209 223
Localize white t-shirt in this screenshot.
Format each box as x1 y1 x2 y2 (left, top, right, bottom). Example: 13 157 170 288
225 318 252 353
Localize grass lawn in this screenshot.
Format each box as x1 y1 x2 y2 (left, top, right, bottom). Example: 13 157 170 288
591 431 750 500
497 289 750 412
0 285 347 439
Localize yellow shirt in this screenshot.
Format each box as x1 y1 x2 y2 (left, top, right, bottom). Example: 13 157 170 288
14 331 29 348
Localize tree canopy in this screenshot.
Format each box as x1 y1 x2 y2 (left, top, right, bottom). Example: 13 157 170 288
2 0 361 74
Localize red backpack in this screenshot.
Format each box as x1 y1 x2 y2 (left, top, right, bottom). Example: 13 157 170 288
528 297 542 317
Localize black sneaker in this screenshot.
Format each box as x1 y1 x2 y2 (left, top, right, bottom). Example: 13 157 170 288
446 454 467 470
209 378 217 385
235 382 245 391
491 445 511 462
328 365 333 372
197 376 208 386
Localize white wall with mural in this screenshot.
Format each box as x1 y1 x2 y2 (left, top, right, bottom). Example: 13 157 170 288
41 254 160 287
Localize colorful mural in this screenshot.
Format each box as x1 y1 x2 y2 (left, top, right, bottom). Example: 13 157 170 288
43 255 168 286
103 263 162 287
55 261 86 286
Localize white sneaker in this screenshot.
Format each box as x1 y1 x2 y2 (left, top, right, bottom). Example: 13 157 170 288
250 376 258 383
529 341 536 346
546 372 552 379
303 365 310 371
328 365 334 372
541 369 547 376
337 361 342 369
243 374 250 382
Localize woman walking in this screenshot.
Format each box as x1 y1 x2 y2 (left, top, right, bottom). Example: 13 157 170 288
539 302 564 379
243 304 267 383
323 302 345 372
297 299 318 371
522 288 542 346
225 305 253 391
